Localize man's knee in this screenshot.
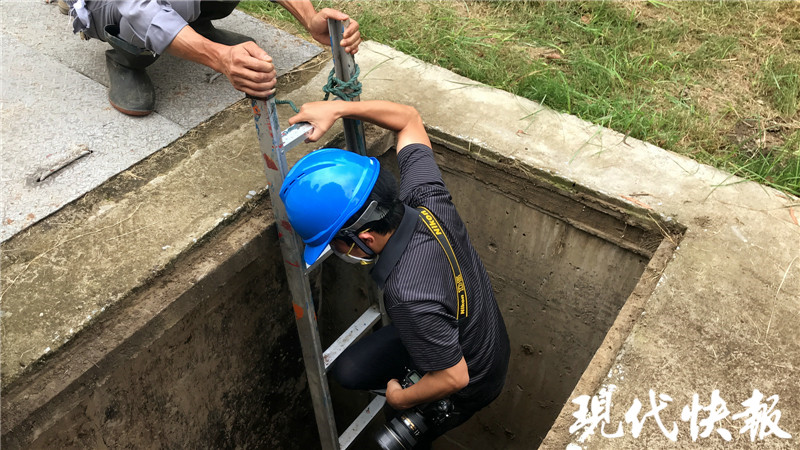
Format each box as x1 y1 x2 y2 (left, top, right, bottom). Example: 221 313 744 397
328 351 366 390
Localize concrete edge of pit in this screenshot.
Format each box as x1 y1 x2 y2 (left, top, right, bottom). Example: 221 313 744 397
0 197 276 446
0 50 399 444
538 237 679 449
427 128 687 259
0 54 338 390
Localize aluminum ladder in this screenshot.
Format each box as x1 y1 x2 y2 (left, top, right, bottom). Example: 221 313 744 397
249 19 388 450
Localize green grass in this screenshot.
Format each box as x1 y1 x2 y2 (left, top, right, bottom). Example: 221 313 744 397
759 54 800 118
725 130 800 193
239 0 800 196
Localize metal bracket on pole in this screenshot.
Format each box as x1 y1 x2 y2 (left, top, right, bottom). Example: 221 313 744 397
327 18 367 156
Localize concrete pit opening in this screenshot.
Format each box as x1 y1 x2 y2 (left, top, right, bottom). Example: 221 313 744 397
316 135 684 449
0 125 684 450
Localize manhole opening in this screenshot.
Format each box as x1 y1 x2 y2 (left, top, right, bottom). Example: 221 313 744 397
316 138 685 449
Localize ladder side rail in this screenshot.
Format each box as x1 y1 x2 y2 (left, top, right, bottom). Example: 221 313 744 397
327 18 367 156
327 21 393 446
251 96 340 450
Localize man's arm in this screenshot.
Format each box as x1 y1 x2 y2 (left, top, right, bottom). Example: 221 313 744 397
166 1 360 97
288 100 432 151
167 26 276 97
385 357 469 410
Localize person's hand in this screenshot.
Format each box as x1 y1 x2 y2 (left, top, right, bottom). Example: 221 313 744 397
308 8 361 54
219 41 277 97
385 378 404 410
288 101 341 142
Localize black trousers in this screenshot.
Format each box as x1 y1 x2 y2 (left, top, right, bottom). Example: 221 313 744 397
329 326 478 449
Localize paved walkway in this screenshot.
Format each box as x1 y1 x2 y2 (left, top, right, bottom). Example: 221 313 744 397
0 1 320 242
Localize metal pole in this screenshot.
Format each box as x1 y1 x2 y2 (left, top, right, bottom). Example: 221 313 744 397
327 20 389 328
327 19 367 156
249 95 340 450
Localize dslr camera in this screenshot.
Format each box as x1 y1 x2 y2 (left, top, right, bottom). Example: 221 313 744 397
375 370 454 450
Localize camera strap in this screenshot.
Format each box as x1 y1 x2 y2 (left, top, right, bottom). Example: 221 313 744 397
416 207 469 330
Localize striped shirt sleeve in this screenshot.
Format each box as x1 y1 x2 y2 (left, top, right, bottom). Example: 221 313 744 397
397 143 450 207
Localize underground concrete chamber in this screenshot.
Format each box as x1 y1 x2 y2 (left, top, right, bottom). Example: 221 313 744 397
0 127 683 450
314 135 684 449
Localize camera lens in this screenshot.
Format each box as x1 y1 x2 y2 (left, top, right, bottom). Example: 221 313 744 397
375 410 428 450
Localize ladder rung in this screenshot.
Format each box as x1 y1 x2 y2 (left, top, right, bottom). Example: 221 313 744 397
324 304 382 371
339 395 386 449
281 122 314 152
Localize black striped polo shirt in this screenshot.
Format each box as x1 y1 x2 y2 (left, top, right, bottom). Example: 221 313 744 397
370 144 510 408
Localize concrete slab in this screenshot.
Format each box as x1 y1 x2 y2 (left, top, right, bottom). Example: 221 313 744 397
2 39 798 449
0 1 321 242
1 32 186 241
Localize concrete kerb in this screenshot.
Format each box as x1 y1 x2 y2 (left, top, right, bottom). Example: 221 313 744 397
2 40 799 447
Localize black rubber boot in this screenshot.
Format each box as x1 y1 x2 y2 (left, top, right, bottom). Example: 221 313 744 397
191 21 254 46
104 25 158 116
190 1 253 46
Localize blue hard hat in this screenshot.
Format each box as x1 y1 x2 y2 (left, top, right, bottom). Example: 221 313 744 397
279 148 380 265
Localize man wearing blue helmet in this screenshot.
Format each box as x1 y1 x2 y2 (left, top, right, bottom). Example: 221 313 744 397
280 100 510 448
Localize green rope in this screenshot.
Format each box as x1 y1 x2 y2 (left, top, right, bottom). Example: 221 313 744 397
322 65 362 101
275 99 300 113
275 64 362 113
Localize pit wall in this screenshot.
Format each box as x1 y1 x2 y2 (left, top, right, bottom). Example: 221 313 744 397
425 143 662 448
1 203 318 449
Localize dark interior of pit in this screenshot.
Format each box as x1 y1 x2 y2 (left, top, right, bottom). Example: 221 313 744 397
315 141 672 449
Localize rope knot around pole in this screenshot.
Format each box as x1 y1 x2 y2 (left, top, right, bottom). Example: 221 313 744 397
274 64 362 115
322 65 362 101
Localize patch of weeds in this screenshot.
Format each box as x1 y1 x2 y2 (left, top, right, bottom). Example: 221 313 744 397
684 35 739 68
237 1 306 35
645 17 689 46
784 25 800 44
720 117 800 195
238 1 293 23
758 55 800 118
725 131 800 196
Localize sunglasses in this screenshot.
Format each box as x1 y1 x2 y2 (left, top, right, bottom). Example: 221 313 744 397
329 200 388 263
331 229 376 265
